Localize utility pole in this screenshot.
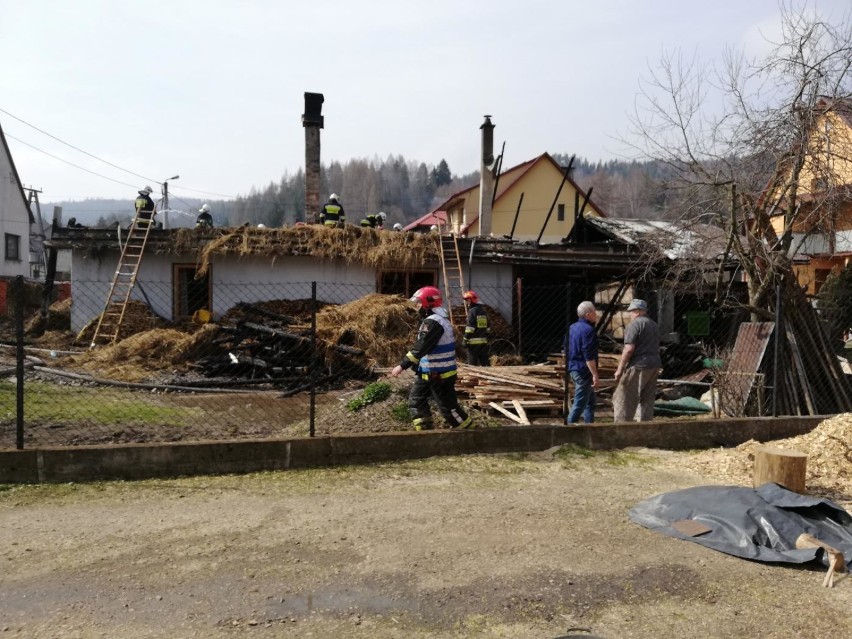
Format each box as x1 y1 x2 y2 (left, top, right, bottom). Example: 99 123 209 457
162 175 179 229
23 186 46 279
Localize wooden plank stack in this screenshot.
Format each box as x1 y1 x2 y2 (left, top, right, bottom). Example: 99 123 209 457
456 364 565 420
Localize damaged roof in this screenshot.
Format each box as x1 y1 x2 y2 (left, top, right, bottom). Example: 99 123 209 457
584 216 733 261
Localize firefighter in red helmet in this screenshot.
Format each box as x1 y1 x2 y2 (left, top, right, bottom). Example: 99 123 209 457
462 290 490 366
391 286 473 430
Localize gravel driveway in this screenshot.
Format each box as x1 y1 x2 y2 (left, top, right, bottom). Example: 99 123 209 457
1 448 850 638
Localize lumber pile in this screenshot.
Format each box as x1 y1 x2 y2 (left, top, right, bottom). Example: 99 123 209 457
456 364 564 422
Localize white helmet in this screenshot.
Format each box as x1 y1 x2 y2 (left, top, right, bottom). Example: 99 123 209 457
430 225 438 232
140 185 153 195
393 223 403 231
199 203 211 213
329 193 339 201
257 223 267 229
377 212 387 222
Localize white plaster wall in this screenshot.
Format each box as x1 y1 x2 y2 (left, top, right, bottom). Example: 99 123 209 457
0 143 31 278
70 250 379 332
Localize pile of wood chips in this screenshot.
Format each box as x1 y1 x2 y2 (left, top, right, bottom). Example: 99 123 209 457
660 413 852 507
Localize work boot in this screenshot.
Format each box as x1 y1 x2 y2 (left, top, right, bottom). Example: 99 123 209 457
413 417 433 431
455 416 474 429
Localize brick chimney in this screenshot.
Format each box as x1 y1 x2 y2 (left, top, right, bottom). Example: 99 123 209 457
478 115 495 237
302 92 324 224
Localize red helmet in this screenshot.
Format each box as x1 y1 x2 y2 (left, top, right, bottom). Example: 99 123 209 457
410 286 443 310
463 290 479 303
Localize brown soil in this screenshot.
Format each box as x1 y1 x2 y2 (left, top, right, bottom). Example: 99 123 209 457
1 450 851 638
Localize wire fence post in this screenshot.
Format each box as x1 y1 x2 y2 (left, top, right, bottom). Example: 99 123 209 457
772 284 782 417
309 281 317 437
14 275 25 449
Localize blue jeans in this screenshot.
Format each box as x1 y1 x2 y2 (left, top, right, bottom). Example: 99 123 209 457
567 370 596 424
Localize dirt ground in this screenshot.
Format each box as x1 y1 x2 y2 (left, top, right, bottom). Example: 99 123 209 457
2 448 851 639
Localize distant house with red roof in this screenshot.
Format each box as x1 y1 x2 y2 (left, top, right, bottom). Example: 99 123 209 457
412 153 605 243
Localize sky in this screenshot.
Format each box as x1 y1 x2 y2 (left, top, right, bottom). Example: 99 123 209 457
1 0 849 205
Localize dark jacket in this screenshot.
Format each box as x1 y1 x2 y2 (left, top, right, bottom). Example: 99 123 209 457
463 303 489 345
319 199 345 226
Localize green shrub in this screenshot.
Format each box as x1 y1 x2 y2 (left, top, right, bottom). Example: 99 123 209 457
346 382 392 411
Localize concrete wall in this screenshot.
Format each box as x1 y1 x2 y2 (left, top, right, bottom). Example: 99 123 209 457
0 416 824 483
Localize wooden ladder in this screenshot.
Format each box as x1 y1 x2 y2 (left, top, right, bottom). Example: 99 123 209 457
89 212 155 348
437 230 468 332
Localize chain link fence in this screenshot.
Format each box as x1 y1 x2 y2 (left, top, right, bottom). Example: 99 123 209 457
2 274 850 449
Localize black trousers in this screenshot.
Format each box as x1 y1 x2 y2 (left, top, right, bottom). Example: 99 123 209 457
408 374 469 428
465 344 490 366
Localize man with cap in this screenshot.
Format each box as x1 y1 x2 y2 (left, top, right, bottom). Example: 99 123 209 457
134 185 157 228
613 299 662 422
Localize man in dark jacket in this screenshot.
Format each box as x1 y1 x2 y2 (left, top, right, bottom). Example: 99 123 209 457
391 286 472 431
462 290 490 366
565 301 600 424
360 212 386 229
319 193 345 227
134 185 157 227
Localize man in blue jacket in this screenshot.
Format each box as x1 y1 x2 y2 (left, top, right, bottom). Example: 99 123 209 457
565 301 600 424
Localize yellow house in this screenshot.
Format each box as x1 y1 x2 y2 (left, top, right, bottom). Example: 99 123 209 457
768 97 852 293
416 153 605 243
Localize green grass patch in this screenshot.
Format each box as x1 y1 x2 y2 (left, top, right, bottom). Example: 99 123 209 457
0 380 201 427
390 401 410 422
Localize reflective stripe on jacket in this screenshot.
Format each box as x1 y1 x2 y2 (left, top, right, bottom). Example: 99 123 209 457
418 310 457 376
464 304 489 345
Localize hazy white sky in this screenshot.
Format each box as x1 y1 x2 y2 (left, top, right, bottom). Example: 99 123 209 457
1 0 848 203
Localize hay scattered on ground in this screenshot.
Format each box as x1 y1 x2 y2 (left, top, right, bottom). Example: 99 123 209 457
75 300 167 345
65 327 214 382
315 294 418 367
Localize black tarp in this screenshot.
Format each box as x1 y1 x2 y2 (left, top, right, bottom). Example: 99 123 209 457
629 483 852 568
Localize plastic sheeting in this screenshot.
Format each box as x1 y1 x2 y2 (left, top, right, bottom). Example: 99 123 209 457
629 483 852 568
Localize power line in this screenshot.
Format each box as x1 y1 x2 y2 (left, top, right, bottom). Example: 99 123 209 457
1 107 237 199
4 133 142 190
0 106 161 184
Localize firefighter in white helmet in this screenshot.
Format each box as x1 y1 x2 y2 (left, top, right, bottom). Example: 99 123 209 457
319 193 345 228
195 203 213 229
134 185 157 228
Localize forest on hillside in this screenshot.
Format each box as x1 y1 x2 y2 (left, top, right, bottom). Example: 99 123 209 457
49 154 676 229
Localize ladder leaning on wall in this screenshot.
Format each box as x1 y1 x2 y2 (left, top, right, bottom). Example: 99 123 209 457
89 210 156 349
436 227 468 333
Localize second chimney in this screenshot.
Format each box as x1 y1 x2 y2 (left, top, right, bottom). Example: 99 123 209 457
478 115 495 237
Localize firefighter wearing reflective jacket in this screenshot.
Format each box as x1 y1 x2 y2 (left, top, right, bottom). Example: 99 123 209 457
319 193 345 227
462 290 490 366
391 286 473 431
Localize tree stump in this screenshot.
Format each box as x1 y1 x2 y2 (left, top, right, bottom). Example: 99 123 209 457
753 445 807 493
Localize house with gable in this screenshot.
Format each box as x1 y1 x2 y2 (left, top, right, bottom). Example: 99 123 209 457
407 152 603 243
769 96 852 293
0 121 34 279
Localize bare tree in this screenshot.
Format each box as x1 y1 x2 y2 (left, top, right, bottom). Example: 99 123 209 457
626 1 852 315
